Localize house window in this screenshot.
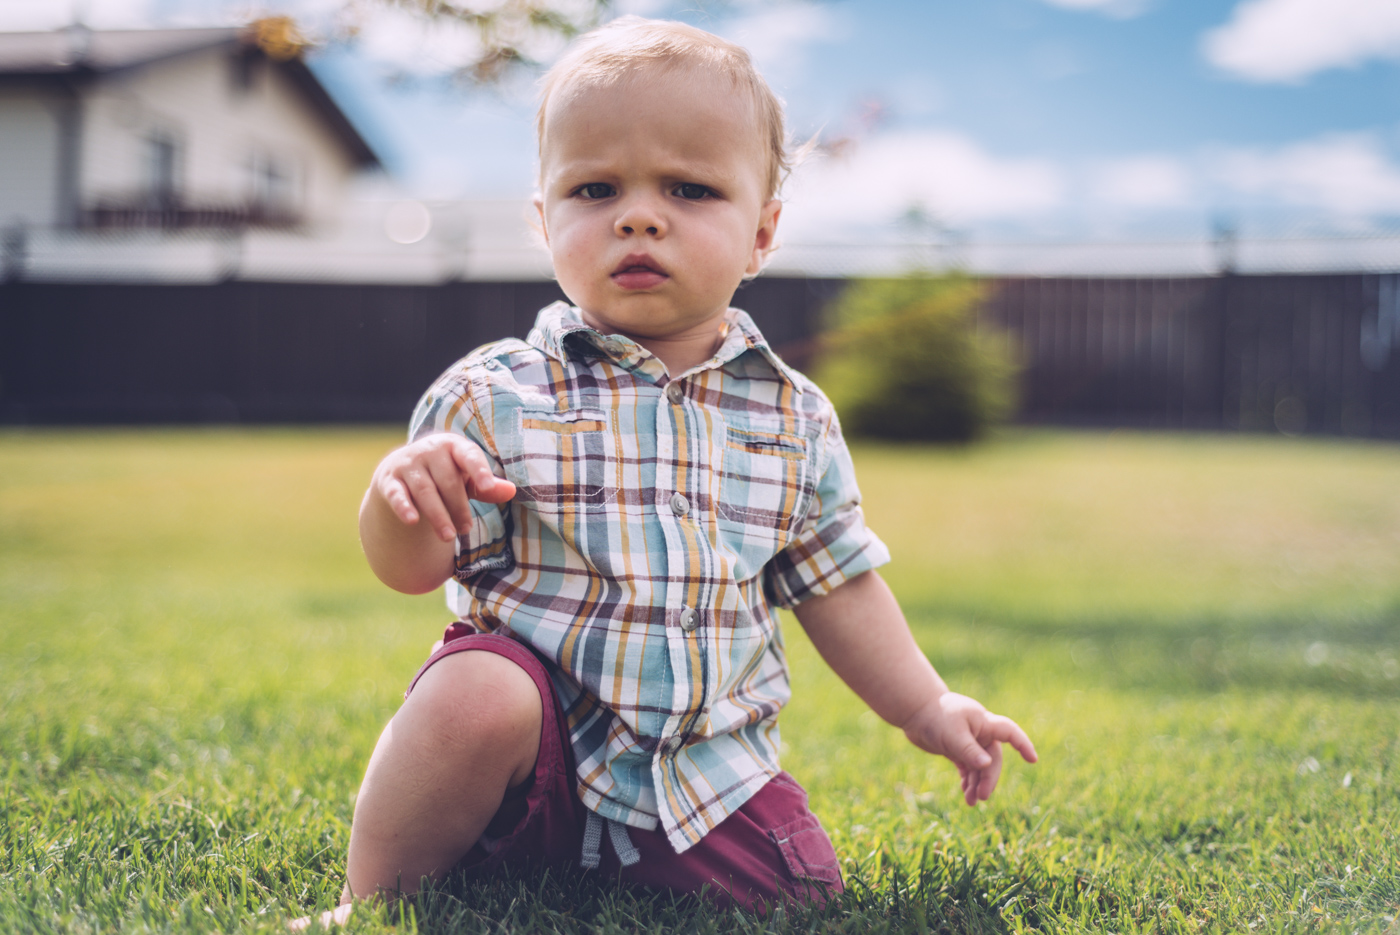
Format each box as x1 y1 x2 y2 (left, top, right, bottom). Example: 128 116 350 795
146 133 179 208
231 49 259 94
246 150 298 221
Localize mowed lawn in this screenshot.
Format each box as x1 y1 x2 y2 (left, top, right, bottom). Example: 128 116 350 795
1 428 1398 934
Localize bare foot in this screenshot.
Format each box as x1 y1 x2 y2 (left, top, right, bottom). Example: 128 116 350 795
288 902 354 931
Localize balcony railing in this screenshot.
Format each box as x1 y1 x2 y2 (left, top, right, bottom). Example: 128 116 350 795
83 198 302 231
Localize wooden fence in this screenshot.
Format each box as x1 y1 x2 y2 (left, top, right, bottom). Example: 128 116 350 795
984 274 1400 436
2 273 1397 436
0 277 838 424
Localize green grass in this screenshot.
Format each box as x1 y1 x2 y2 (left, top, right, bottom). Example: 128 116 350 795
2 428 1398 934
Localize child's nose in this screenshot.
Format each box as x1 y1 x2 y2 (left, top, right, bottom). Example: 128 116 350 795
615 197 666 237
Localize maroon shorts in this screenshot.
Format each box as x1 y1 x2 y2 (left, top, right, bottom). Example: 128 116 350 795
406 629 844 911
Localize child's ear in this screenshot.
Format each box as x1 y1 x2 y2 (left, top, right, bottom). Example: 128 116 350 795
746 199 782 276
532 193 548 244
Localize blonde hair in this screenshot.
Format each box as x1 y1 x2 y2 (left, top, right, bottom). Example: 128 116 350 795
536 16 790 201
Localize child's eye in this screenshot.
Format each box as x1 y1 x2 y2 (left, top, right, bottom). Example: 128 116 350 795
675 183 711 200
576 183 615 200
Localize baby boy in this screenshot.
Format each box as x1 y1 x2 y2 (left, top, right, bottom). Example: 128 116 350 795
313 14 1036 922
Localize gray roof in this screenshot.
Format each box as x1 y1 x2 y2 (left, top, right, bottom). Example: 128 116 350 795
0 26 380 168
0 26 237 74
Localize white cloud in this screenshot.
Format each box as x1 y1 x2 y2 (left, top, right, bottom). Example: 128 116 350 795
1214 134 1400 214
780 132 1400 242
780 130 1065 238
1203 0 1400 83
351 6 487 76
0 0 157 30
717 1 836 82
1037 0 1151 20
0 0 359 33
1093 156 1193 208
0 0 72 30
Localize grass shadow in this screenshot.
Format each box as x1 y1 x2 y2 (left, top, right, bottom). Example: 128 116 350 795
902 603 1400 701
392 857 1039 935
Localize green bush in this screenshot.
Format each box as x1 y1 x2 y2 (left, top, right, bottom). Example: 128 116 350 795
812 274 1017 442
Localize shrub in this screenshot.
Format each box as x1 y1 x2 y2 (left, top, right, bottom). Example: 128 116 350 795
812 275 1017 442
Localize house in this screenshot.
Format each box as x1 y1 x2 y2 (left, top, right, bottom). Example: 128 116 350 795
0 21 559 284
0 19 379 235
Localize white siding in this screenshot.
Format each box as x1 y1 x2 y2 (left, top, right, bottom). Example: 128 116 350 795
80 46 359 225
0 87 62 227
247 59 360 223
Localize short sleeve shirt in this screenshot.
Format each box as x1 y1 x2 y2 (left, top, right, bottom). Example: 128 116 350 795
408 302 890 853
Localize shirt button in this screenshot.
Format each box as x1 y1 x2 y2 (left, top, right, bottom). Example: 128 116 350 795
602 339 625 356
679 607 698 631
669 492 689 516
666 382 684 404
661 736 683 756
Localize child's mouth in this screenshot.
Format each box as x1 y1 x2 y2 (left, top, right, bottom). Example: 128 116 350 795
611 255 668 290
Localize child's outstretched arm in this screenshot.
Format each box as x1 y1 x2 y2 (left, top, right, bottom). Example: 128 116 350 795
792 569 1037 805
359 433 516 595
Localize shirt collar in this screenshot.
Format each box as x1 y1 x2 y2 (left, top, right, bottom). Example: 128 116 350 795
526 301 802 392
718 307 805 392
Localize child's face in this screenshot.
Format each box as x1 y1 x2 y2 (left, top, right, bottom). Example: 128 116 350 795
536 66 781 344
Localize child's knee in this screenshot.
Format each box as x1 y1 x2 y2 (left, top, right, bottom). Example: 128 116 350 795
401 650 542 776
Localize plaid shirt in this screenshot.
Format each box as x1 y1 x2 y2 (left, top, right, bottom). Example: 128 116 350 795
409 302 889 853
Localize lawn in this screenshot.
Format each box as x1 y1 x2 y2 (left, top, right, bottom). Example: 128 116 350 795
1 428 1397 933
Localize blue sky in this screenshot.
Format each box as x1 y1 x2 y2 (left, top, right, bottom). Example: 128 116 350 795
5 0 1400 245
789 1 1396 153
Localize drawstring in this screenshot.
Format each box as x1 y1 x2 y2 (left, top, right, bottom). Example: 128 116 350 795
608 817 641 866
580 810 603 869
581 811 640 869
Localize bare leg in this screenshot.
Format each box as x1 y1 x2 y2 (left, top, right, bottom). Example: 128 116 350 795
290 649 542 930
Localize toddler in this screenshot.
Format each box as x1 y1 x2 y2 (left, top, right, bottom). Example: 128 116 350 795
302 15 1036 925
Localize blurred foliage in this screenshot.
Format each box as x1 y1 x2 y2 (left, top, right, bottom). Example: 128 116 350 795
374 0 608 82
337 1 779 84
243 2 609 80
813 274 1017 443
248 17 313 61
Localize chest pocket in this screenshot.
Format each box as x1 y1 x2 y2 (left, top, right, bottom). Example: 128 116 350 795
716 422 814 568
506 408 618 512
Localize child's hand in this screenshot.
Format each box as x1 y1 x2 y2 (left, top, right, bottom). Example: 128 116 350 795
901 692 1037 806
371 434 516 543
